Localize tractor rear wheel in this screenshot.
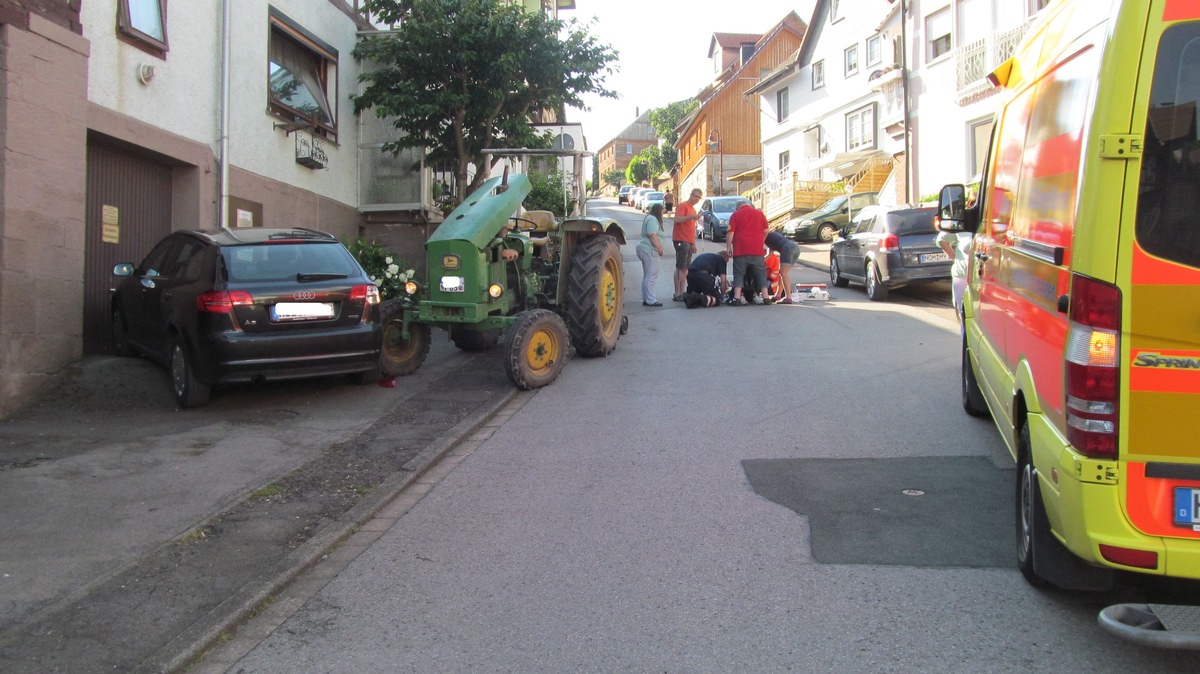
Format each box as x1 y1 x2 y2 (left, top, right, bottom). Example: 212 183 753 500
452 327 501 352
566 235 623 357
379 300 430 377
504 309 568 390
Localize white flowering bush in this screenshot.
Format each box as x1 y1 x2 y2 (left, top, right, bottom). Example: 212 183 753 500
347 238 418 300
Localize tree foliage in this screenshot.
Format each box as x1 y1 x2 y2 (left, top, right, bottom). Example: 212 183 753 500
625 156 650 186
647 99 696 176
524 169 571 217
601 169 625 188
354 0 618 200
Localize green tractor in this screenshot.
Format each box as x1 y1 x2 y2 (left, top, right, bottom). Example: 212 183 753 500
379 151 627 389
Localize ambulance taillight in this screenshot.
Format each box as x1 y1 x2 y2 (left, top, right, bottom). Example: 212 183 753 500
1064 274 1121 459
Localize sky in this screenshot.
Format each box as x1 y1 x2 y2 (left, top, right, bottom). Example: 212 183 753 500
565 0 818 150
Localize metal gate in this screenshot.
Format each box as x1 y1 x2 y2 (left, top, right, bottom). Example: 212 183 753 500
83 140 174 354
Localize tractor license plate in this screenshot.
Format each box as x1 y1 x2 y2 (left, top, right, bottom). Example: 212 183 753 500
1173 488 1200 527
439 276 465 293
920 252 950 263
272 302 334 321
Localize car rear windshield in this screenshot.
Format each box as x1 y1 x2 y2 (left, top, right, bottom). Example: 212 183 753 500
221 243 360 282
887 210 937 236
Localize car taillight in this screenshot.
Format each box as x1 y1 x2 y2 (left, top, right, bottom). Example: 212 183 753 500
879 233 899 251
197 290 253 313
351 284 381 305
1064 274 1121 459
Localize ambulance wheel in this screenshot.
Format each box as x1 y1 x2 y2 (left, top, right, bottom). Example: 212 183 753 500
505 309 568 390
962 337 988 417
1016 424 1049 587
566 235 623 357
379 300 430 377
866 260 889 301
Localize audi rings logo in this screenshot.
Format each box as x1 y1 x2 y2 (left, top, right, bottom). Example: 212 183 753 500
292 291 318 301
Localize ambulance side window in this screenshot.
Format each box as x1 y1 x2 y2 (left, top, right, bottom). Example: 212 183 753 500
984 86 1033 239
1137 23 1200 270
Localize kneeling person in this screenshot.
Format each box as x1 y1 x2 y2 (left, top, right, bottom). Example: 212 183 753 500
686 250 731 301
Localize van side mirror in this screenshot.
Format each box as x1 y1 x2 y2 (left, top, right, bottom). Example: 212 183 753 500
938 184 967 232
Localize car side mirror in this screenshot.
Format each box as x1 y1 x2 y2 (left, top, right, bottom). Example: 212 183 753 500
938 184 967 232
113 263 134 277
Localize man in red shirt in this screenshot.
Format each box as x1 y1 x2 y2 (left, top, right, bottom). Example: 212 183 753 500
670 188 703 301
725 202 772 305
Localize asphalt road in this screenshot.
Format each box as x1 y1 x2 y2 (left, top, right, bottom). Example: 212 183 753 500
211 198 1198 672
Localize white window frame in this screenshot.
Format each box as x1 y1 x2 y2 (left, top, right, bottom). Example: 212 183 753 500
812 60 825 89
844 44 859 77
777 87 790 123
866 34 883 67
846 104 876 151
779 150 790 174
830 0 841 23
926 7 953 63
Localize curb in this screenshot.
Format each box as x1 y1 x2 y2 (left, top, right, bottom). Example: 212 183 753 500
140 385 521 674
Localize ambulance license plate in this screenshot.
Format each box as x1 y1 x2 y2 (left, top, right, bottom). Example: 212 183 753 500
1172 487 1200 527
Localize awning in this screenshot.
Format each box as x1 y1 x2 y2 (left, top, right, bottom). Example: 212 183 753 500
810 149 884 178
727 167 762 181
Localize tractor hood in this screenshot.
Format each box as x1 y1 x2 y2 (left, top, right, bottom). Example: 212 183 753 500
430 174 533 251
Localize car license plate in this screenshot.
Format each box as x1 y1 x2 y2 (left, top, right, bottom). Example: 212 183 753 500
1173 487 1200 528
440 276 465 293
271 302 334 321
920 252 950 263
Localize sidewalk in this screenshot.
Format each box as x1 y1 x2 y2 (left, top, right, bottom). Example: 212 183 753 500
0 344 517 672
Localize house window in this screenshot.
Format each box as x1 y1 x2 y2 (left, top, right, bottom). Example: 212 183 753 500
867 34 883 67
779 151 790 173
625 143 633 154
927 8 952 62
777 87 790 123
117 0 168 56
1028 0 1050 15
812 60 825 89
268 11 338 141
968 117 994 181
830 0 841 23
845 44 859 76
846 104 876 151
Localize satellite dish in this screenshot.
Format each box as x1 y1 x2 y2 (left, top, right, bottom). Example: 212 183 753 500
551 133 575 150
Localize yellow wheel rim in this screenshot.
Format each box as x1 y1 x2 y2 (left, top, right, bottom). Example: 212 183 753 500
599 257 620 332
525 327 560 375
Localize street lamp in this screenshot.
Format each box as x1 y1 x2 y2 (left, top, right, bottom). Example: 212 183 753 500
707 129 724 196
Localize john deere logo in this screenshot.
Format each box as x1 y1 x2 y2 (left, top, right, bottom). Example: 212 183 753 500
1134 352 1200 370
442 254 460 270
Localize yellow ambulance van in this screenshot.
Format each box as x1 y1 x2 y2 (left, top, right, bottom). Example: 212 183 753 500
938 0 1200 598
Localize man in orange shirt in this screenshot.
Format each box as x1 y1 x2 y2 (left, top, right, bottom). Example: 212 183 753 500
671 188 703 301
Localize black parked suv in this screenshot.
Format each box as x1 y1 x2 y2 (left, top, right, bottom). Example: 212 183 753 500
110 228 383 408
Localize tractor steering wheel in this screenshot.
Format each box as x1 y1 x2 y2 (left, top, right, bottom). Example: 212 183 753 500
508 216 538 232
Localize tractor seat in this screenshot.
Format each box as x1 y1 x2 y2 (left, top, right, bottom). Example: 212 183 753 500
524 210 558 234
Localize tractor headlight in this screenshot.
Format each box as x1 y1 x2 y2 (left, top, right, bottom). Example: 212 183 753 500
488 284 503 299
404 281 419 295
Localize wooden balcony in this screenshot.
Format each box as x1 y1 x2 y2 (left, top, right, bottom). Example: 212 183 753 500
758 155 896 223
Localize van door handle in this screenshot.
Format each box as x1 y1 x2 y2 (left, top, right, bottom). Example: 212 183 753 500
975 252 989 262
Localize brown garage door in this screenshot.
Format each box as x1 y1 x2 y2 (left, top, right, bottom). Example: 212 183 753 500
84 140 174 354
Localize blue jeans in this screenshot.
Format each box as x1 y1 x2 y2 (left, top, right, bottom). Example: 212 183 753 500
637 246 659 304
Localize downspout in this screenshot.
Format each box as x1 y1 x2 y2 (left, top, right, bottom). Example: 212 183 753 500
219 0 232 229
901 0 913 203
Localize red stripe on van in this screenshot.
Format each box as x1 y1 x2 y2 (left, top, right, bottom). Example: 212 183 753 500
1165 0 1200 20
1132 244 1200 284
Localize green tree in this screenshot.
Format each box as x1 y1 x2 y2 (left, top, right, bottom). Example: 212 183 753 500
602 169 625 189
648 99 697 176
637 144 667 179
524 169 571 216
625 155 650 186
354 0 617 200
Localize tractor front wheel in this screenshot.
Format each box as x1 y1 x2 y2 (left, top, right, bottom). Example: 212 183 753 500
566 236 623 357
504 309 569 390
379 300 430 377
